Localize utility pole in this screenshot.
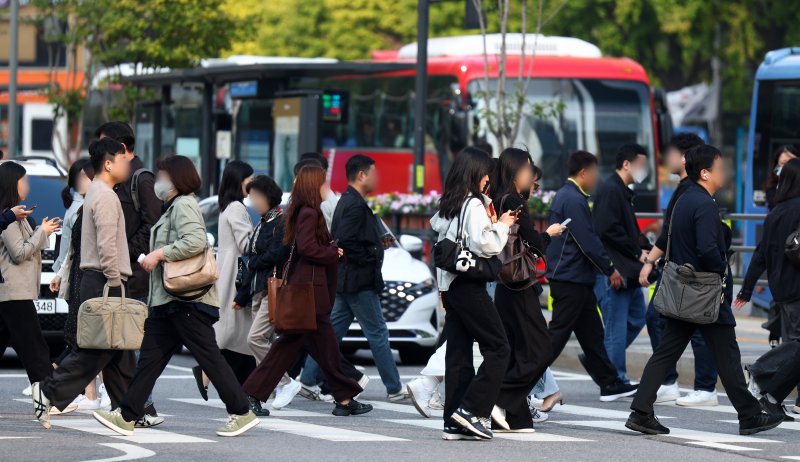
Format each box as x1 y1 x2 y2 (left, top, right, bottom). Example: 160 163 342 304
412 0 429 194
8 0 20 158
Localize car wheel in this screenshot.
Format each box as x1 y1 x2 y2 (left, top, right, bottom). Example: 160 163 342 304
399 346 436 365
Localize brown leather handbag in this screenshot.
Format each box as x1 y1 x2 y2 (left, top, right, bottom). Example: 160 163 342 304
273 243 317 333
496 195 542 290
163 246 219 298
267 269 281 323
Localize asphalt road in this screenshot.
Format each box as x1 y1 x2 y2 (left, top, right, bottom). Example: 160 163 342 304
1 349 799 462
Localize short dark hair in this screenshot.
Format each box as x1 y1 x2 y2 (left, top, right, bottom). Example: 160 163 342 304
293 158 322 176
88 138 125 172
95 121 135 153
567 150 598 177
685 144 722 182
345 154 375 182
300 152 328 171
219 160 254 211
0 162 26 210
615 143 647 170
156 155 202 195
668 132 704 155
247 175 283 209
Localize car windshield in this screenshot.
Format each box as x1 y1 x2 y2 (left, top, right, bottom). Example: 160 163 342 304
26 176 67 223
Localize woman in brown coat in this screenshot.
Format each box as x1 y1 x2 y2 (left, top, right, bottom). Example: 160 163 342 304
242 164 372 417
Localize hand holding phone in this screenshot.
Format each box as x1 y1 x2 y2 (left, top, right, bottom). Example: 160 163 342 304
512 204 525 216
560 218 572 227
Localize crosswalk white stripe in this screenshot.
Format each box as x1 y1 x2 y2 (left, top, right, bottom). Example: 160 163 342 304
80 443 156 462
221 418 408 442
687 442 761 451
656 402 738 414
364 400 443 417
387 418 592 442
557 404 674 420
720 420 800 431
553 420 781 451
170 398 326 418
781 456 800 460
51 418 215 444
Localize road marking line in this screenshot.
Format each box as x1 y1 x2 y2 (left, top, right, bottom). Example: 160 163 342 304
781 456 800 460
719 419 800 431
80 443 155 462
556 404 674 420
553 420 780 451
364 400 443 417
387 418 592 442
163 364 193 372
688 441 761 451
51 418 214 444
0 436 39 439
655 402 738 414
223 418 408 442
170 398 325 418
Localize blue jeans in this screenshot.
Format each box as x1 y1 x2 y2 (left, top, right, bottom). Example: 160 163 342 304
594 275 646 384
530 367 560 399
301 290 402 395
645 297 718 391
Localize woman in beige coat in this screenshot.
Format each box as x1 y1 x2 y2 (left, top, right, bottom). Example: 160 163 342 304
0 162 61 394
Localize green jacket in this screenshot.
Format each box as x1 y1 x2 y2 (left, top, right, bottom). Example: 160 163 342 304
148 194 219 309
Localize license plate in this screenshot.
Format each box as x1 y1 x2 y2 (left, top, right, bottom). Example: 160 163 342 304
34 299 57 314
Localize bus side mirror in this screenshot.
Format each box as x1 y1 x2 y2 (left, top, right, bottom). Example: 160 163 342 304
653 88 673 153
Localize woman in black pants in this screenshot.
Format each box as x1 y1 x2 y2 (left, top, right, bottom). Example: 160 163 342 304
489 148 565 432
430 147 516 440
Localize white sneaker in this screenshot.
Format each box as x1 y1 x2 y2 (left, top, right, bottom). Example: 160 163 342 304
358 374 370 391
792 405 800 415
272 379 302 409
388 387 409 402
22 384 32 396
407 377 438 418
72 394 102 411
655 383 680 403
530 407 549 423
676 390 718 407
428 389 444 410
99 383 111 410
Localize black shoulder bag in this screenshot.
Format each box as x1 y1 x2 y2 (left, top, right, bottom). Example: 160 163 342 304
433 197 502 281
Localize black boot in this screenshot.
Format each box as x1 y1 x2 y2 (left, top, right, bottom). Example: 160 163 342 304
247 395 270 417
625 411 670 435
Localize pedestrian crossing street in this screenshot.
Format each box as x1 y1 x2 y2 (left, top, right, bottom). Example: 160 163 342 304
3 369 800 461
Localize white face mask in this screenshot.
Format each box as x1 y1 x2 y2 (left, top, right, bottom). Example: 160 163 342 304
154 179 176 201
775 165 783 176
632 167 648 185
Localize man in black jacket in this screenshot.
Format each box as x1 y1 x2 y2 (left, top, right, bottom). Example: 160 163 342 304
627 144 783 437
592 144 650 384
302 155 404 401
638 133 720 407
95 122 162 424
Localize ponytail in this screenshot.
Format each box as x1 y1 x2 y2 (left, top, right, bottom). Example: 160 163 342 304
62 186 73 209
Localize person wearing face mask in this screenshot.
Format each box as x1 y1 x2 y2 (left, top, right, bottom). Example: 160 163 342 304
591 143 652 385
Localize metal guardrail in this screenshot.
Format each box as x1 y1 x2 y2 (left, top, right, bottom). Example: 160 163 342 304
637 211 768 287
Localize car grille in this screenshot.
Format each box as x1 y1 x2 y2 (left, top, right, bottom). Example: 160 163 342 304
42 248 57 273
378 280 435 322
39 313 68 332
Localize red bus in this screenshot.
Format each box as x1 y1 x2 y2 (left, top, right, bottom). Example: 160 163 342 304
290 34 668 230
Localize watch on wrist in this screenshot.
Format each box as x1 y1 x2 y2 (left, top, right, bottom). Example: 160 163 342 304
644 257 654 266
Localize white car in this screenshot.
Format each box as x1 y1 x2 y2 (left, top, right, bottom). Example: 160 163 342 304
0 158 68 350
198 195 443 364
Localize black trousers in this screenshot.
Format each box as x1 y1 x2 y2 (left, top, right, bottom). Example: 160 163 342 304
631 317 762 420
548 281 618 387
220 349 256 386
442 277 510 421
42 271 136 411
0 300 52 383
494 284 552 429
749 340 800 402
120 306 249 421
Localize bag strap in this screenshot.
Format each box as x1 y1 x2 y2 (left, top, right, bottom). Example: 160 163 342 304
663 194 685 264
455 196 481 245
130 168 152 212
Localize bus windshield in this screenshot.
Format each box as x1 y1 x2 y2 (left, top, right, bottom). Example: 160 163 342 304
750 80 800 203
468 78 656 199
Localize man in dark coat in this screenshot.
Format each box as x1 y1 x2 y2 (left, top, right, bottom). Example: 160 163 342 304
592 143 650 384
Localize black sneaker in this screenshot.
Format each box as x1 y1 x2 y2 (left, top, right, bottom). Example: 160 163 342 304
739 411 784 435
601 380 638 402
450 407 493 439
332 399 373 416
759 396 795 422
442 426 482 441
247 395 270 417
625 411 670 435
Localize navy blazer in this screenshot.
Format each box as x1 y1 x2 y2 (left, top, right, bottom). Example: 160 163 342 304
665 183 734 325
546 180 615 287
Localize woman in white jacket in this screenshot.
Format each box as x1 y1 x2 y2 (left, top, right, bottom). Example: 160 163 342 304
430 147 516 441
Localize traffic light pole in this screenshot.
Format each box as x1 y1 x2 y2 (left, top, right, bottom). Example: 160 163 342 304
412 0 429 194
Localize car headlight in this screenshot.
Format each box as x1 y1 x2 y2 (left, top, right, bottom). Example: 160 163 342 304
385 279 435 303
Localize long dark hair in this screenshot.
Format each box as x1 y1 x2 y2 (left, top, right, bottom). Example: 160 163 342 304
62 158 95 208
219 160 254 211
766 145 799 191
284 165 328 246
774 158 800 205
438 146 493 220
0 162 26 210
491 147 534 204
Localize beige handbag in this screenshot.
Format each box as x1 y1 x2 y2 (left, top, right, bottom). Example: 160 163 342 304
162 246 219 297
77 284 148 350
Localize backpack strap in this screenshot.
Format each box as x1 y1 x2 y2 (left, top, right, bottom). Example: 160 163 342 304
130 167 153 212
